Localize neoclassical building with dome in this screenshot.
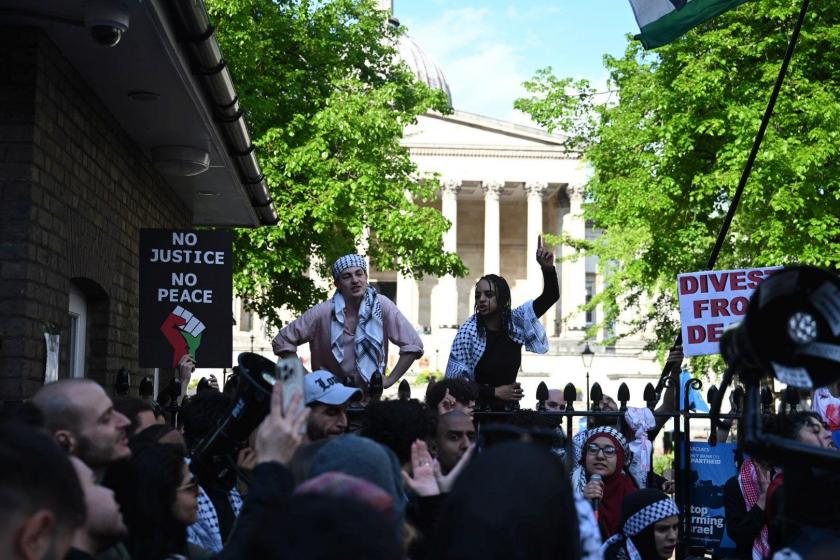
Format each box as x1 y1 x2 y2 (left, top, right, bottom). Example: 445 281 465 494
230 3 665 407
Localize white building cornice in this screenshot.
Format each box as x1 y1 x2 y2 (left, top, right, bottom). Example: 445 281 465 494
406 145 579 160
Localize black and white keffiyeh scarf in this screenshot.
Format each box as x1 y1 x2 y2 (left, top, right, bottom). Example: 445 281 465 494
600 494 679 560
444 299 549 380
331 286 384 383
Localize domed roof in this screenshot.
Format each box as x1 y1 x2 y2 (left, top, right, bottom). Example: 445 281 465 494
396 31 452 107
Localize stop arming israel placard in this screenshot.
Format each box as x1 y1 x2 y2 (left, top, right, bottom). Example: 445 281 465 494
678 266 781 357
139 229 232 368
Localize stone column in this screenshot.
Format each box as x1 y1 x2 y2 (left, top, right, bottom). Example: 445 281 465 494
441 180 459 254
435 180 460 329
482 181 504 275
525 181 549 293
561 184 587 334
396 272 419 326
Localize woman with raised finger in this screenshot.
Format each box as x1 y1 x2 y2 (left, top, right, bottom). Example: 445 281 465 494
445 236 558 411
573 426 639 539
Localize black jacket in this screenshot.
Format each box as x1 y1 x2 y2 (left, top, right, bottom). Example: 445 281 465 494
723 476 765 560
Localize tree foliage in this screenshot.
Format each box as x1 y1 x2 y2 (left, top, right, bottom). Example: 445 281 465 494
206 0 466 328
516 0 840 353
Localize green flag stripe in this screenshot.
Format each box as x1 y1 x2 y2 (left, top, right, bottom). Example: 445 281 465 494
638 0 751 49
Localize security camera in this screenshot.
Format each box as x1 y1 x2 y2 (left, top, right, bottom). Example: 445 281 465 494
84 1 130 47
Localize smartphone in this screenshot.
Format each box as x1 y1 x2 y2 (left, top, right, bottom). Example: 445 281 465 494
275 356 306 417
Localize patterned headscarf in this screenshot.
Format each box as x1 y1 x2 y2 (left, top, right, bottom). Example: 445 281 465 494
572 426 637 539
332 254 367 280
573 426 632 470
600 489 680 560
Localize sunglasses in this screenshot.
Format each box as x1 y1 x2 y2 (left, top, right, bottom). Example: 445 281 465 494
586 443 617 457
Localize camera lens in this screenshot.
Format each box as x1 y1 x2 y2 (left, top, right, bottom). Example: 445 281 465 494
90 25 124 47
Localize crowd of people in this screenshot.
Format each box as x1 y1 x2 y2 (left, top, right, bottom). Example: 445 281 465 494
5 363 838 560
3 252 839 560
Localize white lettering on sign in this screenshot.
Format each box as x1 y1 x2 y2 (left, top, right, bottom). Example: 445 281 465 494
677 266 782 357
149 249 225 265
171 273 198 287
150 232 226 304
172 232 198 246
157 288 213 303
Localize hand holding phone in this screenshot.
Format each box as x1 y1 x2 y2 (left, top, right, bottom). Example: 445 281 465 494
275 357 306 417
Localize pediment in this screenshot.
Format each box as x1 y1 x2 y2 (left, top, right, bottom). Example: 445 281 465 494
402 111 567 149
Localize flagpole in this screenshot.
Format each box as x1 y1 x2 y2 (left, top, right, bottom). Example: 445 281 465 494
654 0 811 401
664 4 811 558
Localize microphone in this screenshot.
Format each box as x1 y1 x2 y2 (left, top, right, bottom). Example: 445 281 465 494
590 473 602 512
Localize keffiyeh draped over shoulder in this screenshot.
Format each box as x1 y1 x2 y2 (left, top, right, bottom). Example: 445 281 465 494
331 286 384 383
444 300 549 380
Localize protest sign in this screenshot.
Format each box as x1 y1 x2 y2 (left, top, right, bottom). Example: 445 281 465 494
139 229 232 368
677 266 781 356
688 441 738 555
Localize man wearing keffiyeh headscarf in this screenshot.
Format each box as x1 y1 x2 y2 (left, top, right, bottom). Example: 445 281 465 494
272 254 423 392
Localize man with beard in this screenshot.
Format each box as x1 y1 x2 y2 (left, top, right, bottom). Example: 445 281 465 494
431 411 475 475
32 379 131 477
65 457 127 559
0 423 85 560
304 370 362 442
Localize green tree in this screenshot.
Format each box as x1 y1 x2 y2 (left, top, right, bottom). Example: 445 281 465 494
516 0 840 353
206 0 466 328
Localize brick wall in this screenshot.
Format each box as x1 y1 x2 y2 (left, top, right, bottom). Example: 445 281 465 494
0 27 190 400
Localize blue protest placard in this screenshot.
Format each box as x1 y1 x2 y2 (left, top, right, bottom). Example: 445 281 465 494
688 441 738 554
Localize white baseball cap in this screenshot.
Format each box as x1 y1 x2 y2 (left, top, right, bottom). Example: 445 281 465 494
304 370 362 406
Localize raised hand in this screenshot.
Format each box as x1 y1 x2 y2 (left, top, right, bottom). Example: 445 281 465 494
177 354 196 388
437 388 457 416
401 440 440 497
536 235 554 268
255 381 310 466
666 345 684 372
237 446 258 472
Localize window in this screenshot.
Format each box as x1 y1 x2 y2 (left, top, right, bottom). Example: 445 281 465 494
239 300 253 332
585 273 596 326
371 281 397 302
68 285 87 378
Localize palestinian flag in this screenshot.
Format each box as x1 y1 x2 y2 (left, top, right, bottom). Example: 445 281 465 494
629 0 752 49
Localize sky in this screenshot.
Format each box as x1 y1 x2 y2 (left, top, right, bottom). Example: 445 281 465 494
392 0 641 125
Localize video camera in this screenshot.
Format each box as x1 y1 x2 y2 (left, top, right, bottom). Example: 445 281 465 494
712 265 840 555
190 352 277 483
